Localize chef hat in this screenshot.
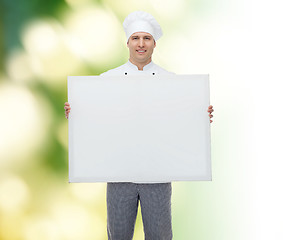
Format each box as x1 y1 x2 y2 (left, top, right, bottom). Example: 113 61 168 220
123 11 163 41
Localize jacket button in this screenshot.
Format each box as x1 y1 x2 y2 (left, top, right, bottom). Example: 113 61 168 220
152 72 155 75
125 72 127 75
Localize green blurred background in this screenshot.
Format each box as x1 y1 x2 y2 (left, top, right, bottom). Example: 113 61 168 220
1 0 283 239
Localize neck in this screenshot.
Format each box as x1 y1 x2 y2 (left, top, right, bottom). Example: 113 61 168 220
129 58 152 70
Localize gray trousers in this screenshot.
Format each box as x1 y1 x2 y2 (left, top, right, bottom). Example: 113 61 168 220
107 182 172 240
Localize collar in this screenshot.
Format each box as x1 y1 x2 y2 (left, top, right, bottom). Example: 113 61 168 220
127 60 154 71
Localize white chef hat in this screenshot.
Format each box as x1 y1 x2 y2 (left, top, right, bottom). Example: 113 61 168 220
123 11 163 41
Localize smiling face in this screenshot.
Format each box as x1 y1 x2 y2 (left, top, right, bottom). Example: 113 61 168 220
127 32 156 68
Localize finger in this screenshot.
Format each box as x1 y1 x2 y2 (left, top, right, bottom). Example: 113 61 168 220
209 114 213 118
210 120 213 123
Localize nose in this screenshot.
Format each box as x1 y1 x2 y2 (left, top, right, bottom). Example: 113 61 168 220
138 38 144 48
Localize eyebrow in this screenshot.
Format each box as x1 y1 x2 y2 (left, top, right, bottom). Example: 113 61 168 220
131 35 152 38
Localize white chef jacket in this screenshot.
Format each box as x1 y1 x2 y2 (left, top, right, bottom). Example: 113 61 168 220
100 60 175 76
100 60 175 184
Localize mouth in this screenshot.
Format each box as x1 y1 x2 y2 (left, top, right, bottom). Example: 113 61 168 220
136 50 146 54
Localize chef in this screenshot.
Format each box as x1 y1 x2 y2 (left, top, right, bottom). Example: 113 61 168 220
64 10 214 240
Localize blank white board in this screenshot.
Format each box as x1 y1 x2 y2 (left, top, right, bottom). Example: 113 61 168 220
68 75 211 183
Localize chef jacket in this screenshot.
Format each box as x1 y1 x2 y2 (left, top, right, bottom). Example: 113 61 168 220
100 60 175 76
100 60 175 184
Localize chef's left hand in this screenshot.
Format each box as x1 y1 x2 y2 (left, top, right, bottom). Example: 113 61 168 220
207 105 214 123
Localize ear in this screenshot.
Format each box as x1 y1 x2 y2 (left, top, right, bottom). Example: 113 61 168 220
154 40 156 48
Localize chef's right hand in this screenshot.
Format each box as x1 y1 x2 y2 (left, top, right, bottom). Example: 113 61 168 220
64 102 71 119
